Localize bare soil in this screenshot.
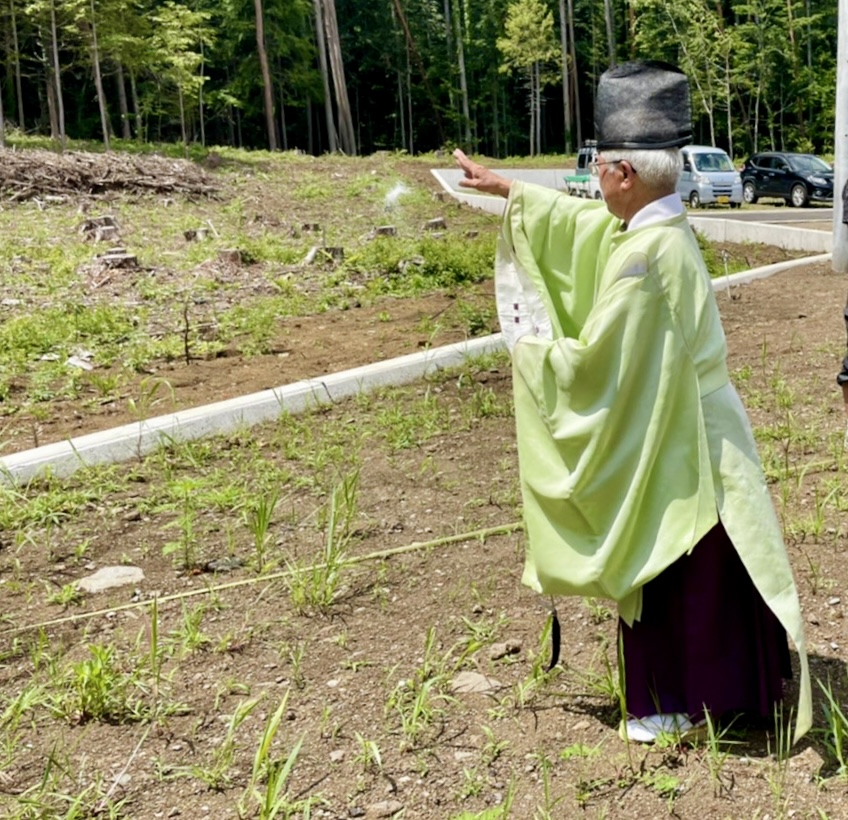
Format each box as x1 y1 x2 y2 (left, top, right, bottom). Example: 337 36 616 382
1 154 847 819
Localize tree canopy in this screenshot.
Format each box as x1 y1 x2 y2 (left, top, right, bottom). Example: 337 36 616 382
0 0 838 157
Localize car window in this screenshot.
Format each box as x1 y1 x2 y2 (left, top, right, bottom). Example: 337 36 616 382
772 158 788 171
755 156 772 170
694 153 733 172
788 155 832 173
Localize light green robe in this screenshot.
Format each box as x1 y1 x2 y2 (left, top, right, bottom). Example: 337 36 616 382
500 181 811 741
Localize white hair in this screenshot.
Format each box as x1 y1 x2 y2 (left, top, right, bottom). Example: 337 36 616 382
599 148 682 190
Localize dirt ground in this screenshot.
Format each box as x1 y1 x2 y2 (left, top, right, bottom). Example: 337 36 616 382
1 152 848 819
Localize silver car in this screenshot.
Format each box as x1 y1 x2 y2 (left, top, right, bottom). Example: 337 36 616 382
678 146 743 208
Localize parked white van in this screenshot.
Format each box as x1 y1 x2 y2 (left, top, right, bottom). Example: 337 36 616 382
677 145 743 208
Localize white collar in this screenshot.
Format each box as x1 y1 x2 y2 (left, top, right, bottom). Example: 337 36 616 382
626 193 685 232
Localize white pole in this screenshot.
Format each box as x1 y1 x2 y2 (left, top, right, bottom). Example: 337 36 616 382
834 0 848 272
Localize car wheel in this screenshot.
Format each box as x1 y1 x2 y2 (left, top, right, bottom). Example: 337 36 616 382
743 181 758 204
689 191 701 209
790 183 809 208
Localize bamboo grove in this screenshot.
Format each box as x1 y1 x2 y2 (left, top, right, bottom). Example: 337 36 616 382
0 0 839 158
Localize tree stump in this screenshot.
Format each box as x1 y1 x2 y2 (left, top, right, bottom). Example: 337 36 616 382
424 217 447 231
218 248 242 265
94 225 120 243
184 227 209 242
375 225 397 236
301 222 321 233
98 253 138 270
80 215 119 238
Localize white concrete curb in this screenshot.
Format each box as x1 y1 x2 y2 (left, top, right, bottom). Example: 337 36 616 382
0 334 504 486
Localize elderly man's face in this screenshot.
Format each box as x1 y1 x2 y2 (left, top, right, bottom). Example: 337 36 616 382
597 155 627 218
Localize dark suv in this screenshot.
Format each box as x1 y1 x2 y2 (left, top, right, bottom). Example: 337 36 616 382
741 152 833 207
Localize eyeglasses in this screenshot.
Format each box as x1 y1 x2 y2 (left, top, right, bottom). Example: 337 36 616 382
588 159 636 177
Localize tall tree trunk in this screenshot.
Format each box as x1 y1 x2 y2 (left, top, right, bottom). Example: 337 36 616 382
453 1 471 146
279 83 288 150
130 71 142 140
397 66 406 150
199 40 206 147
10 0 24 130
528 69 535 157
406 36 413 153
558 0 572 153
567 0 581 146
312 0 338 152
322 0 356 154
254 0 277 150
536 62 542 155
115 62 131 140
88 0 110 150
603 0 616 66
45 70 58 139
443 0 457 142
0 74 6 147
49 0 66 150
178 83 187 152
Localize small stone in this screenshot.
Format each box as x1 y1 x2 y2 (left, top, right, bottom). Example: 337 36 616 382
77 566 144 593
571 720 591 732
789 746 824 780
827 597 841 606
330 749 345 763
450 671 502 694
365 800 403 818
808 614 820 625
489 640 521 660
204 556 245 573
454 750 475 762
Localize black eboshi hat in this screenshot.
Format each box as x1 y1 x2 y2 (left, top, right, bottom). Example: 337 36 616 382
595 60 692 151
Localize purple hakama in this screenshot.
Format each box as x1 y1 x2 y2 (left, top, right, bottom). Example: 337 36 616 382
620 521 792 722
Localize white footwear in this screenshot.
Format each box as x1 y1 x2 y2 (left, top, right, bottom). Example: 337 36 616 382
621 712 697 743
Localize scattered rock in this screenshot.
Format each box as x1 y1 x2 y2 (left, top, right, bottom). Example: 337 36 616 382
204 556 245 573
77 565 145 593
789 746 825 780
365 800 403 818
827 596 841 606
489 639 522 660
450 671 502 694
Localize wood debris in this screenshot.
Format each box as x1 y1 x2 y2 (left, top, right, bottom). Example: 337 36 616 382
0 148 219 201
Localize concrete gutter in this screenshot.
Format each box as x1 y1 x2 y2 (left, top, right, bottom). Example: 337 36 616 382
1 175 833 487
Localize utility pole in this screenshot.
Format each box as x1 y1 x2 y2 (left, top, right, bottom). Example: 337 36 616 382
834 0 848 272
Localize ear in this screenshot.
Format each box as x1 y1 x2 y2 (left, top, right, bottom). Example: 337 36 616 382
619 161 637 188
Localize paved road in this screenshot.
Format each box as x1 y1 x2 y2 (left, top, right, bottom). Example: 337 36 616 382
695 207 833 224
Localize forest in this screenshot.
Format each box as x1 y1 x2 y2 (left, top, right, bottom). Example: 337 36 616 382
0 0 839 160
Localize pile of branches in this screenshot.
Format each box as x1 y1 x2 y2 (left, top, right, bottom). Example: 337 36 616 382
0 148 219 202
